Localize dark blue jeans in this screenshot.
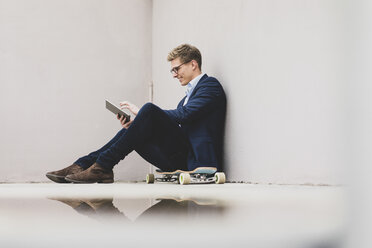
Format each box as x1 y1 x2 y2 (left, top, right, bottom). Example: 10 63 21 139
74 103 190 172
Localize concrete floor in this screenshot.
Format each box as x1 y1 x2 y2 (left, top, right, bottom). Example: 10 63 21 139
0 183 346 248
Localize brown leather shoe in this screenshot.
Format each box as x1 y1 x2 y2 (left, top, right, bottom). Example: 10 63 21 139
46 164 84 183
65 163 114 184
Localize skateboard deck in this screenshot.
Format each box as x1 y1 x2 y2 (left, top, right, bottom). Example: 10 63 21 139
156 167 217 175
146 167 225 185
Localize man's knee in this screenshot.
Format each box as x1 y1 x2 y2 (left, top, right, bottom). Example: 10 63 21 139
139 102 160 115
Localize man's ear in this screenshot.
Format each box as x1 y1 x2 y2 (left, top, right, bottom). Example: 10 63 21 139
191 60 198 70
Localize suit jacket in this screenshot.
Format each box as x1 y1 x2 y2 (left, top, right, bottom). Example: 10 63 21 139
164 74 226 171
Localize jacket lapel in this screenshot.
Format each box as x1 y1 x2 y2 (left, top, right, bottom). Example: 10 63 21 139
188 74 208 100
178 96 187 108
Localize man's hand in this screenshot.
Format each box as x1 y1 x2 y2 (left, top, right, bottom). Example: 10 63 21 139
117 101 139 128
117 114 133 129
119 101 139 116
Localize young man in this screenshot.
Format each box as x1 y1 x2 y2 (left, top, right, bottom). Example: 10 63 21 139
46 44 226 183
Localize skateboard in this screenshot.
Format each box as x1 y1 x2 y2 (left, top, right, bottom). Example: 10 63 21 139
146 167 226 185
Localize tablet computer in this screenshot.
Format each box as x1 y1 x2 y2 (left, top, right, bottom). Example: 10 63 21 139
105 100 131 123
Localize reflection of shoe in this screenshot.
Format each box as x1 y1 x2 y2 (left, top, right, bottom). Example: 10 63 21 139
48 197 85 209
65 163 114 183
46 164 84 183
49 197 96 215
84 198 127 222
84 199 111 210
50 197 126 222
74 202 96 215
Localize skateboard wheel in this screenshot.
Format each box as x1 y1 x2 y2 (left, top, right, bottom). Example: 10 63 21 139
146 174 155 184
179 173 191 185
214 172 226 184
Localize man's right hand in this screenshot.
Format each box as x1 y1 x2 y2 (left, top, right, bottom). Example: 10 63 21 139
119 101 139 116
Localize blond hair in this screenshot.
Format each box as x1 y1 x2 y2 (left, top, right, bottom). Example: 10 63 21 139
167 44 202 70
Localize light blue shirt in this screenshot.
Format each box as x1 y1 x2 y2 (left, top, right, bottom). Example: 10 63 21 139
183 73 205 106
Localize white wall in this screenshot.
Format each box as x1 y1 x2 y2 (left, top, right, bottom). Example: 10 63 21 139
346 0 372 246
0 0 152 182
152 0 348 184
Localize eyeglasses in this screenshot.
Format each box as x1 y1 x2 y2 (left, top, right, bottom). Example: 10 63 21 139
170 60 191 75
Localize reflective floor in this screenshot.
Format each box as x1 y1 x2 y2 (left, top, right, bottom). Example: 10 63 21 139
0 183 346 248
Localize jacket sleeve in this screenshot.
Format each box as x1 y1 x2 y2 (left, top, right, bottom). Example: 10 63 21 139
164 81 225 125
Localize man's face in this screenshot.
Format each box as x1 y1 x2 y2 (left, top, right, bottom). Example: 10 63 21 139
170 58 193 86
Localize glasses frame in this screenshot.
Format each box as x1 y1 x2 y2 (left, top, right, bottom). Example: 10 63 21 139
170 60 191 75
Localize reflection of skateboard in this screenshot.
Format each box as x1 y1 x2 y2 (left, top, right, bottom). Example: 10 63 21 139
156 197 220 205
146 167 226 185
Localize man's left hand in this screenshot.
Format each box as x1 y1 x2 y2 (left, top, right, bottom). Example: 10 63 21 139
117 114 133 129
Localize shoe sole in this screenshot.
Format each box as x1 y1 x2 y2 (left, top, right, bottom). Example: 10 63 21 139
64 177 114 184
46 173 70 183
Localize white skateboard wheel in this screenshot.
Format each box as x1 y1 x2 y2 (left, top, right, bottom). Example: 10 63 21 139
214 172 226 184
146 174 155 184
179 173 191 185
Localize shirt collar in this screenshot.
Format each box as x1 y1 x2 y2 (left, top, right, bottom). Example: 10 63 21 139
185 73 205 96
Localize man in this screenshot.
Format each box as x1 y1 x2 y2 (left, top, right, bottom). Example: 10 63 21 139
46 44 226 183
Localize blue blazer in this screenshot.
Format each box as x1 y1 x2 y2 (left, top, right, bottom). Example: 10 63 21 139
164 74 226 171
